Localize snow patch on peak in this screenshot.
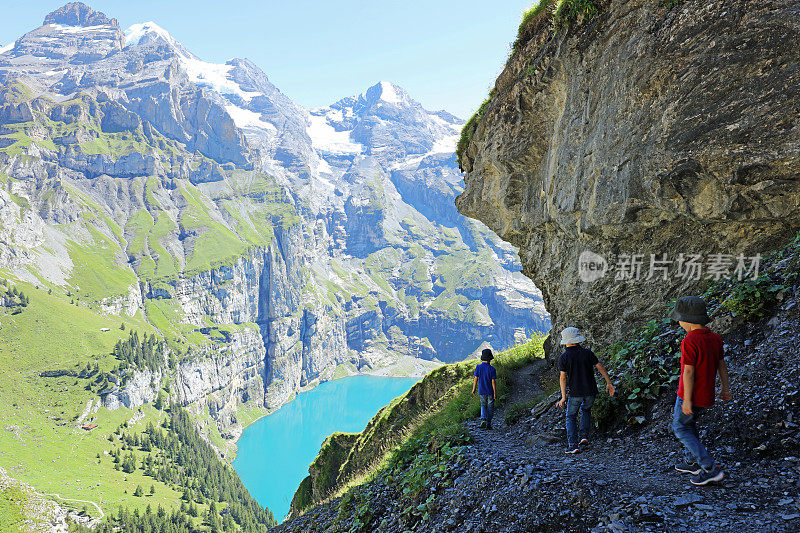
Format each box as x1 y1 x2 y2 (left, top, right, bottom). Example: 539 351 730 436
378 81 401 104
0 43 13 55
357 81 407 106
124 21 176 47
307 113 362 154
181 57 263 102
48 23 117 34
124 23 263 102
224 104 277 133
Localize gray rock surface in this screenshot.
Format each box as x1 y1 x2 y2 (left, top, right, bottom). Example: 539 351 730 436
456 0 800 358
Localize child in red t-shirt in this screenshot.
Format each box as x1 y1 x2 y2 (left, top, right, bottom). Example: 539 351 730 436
670 296 732 486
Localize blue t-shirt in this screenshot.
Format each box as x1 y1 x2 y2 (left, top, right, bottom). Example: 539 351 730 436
474 362 497 396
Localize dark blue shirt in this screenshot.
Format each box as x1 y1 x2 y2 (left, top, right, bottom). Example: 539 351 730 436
474 362 497 396
557 345 599 397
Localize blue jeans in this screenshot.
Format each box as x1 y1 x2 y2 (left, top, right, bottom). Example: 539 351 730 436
566 396 594 446
479 395 494 424
672 396 714 470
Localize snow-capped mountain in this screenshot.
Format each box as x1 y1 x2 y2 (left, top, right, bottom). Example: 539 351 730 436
309 81 461 160
0 3 548 432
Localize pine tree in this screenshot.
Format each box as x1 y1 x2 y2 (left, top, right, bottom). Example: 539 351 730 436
154 391 164 410
133 484 144 497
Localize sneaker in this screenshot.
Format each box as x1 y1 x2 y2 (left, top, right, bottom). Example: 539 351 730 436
691 465 724 485
579 438 589 446
479 420 487 428
486 423 493 430
565 446 580 454
675 461 702 475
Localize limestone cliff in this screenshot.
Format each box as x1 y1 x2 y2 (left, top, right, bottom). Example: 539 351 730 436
456 0 800 357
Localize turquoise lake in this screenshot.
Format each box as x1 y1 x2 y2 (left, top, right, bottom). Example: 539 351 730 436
233 375 418 522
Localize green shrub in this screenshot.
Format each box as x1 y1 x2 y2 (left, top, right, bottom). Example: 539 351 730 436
599 318 680 426
390 429 469 503
721 275 787 320
336 486 374 532
591 390 622 430
553 0 597 28
663 0 685 8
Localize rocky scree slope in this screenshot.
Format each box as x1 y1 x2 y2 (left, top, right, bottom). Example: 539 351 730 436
0 0 548 446
455 0 800 359
275 233 800 533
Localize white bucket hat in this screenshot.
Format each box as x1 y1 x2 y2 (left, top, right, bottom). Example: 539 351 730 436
560 327 586 345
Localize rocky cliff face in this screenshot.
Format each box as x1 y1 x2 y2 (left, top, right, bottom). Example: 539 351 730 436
0 3 549 436
456 0 800 358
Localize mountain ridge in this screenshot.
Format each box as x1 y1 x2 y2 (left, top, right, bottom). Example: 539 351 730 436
0 2 548 527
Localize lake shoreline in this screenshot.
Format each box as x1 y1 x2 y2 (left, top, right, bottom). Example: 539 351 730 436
232 374 421 522
229 356 444 448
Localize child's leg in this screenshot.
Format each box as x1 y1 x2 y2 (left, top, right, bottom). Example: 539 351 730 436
479 395 488 420
689 406 714 468
565 397 581 447
579 396 595 439
671 397 714 469
486 397 494 425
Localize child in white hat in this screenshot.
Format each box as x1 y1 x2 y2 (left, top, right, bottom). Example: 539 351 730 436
556 327 615 453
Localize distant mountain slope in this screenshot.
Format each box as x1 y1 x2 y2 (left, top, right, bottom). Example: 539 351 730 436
0 1 549 524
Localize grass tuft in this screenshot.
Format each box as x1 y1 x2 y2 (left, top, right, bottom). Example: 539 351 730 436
513 0 557 51
456 98 490 170
553 0 598 28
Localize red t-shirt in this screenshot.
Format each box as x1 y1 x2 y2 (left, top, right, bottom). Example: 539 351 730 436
677 328 724 407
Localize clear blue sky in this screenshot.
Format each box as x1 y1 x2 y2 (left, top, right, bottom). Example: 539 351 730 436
0 0 535 119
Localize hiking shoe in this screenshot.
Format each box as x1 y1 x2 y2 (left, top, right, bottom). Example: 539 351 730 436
486 423 493 430
579 438 589 446
675 461 702 475
479 420 487 429
691 465 724 485
565 446 580 454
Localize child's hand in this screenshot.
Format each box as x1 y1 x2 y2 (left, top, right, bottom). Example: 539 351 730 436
682 402 693 416
718 390 732 402
556 398 566 409
606 383 615 397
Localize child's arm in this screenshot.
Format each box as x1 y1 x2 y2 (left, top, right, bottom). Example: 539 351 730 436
472 376 478 395
557 371 567 408
718 359 732 402
491 379 497 400
682 365 695 415
595 363 616 397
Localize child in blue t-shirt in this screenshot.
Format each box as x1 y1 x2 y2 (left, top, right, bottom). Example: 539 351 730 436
472 348 497 429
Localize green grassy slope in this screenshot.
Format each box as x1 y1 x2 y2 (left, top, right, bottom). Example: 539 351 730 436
0 280 275 530
0 282 177 515
291 336 545 514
